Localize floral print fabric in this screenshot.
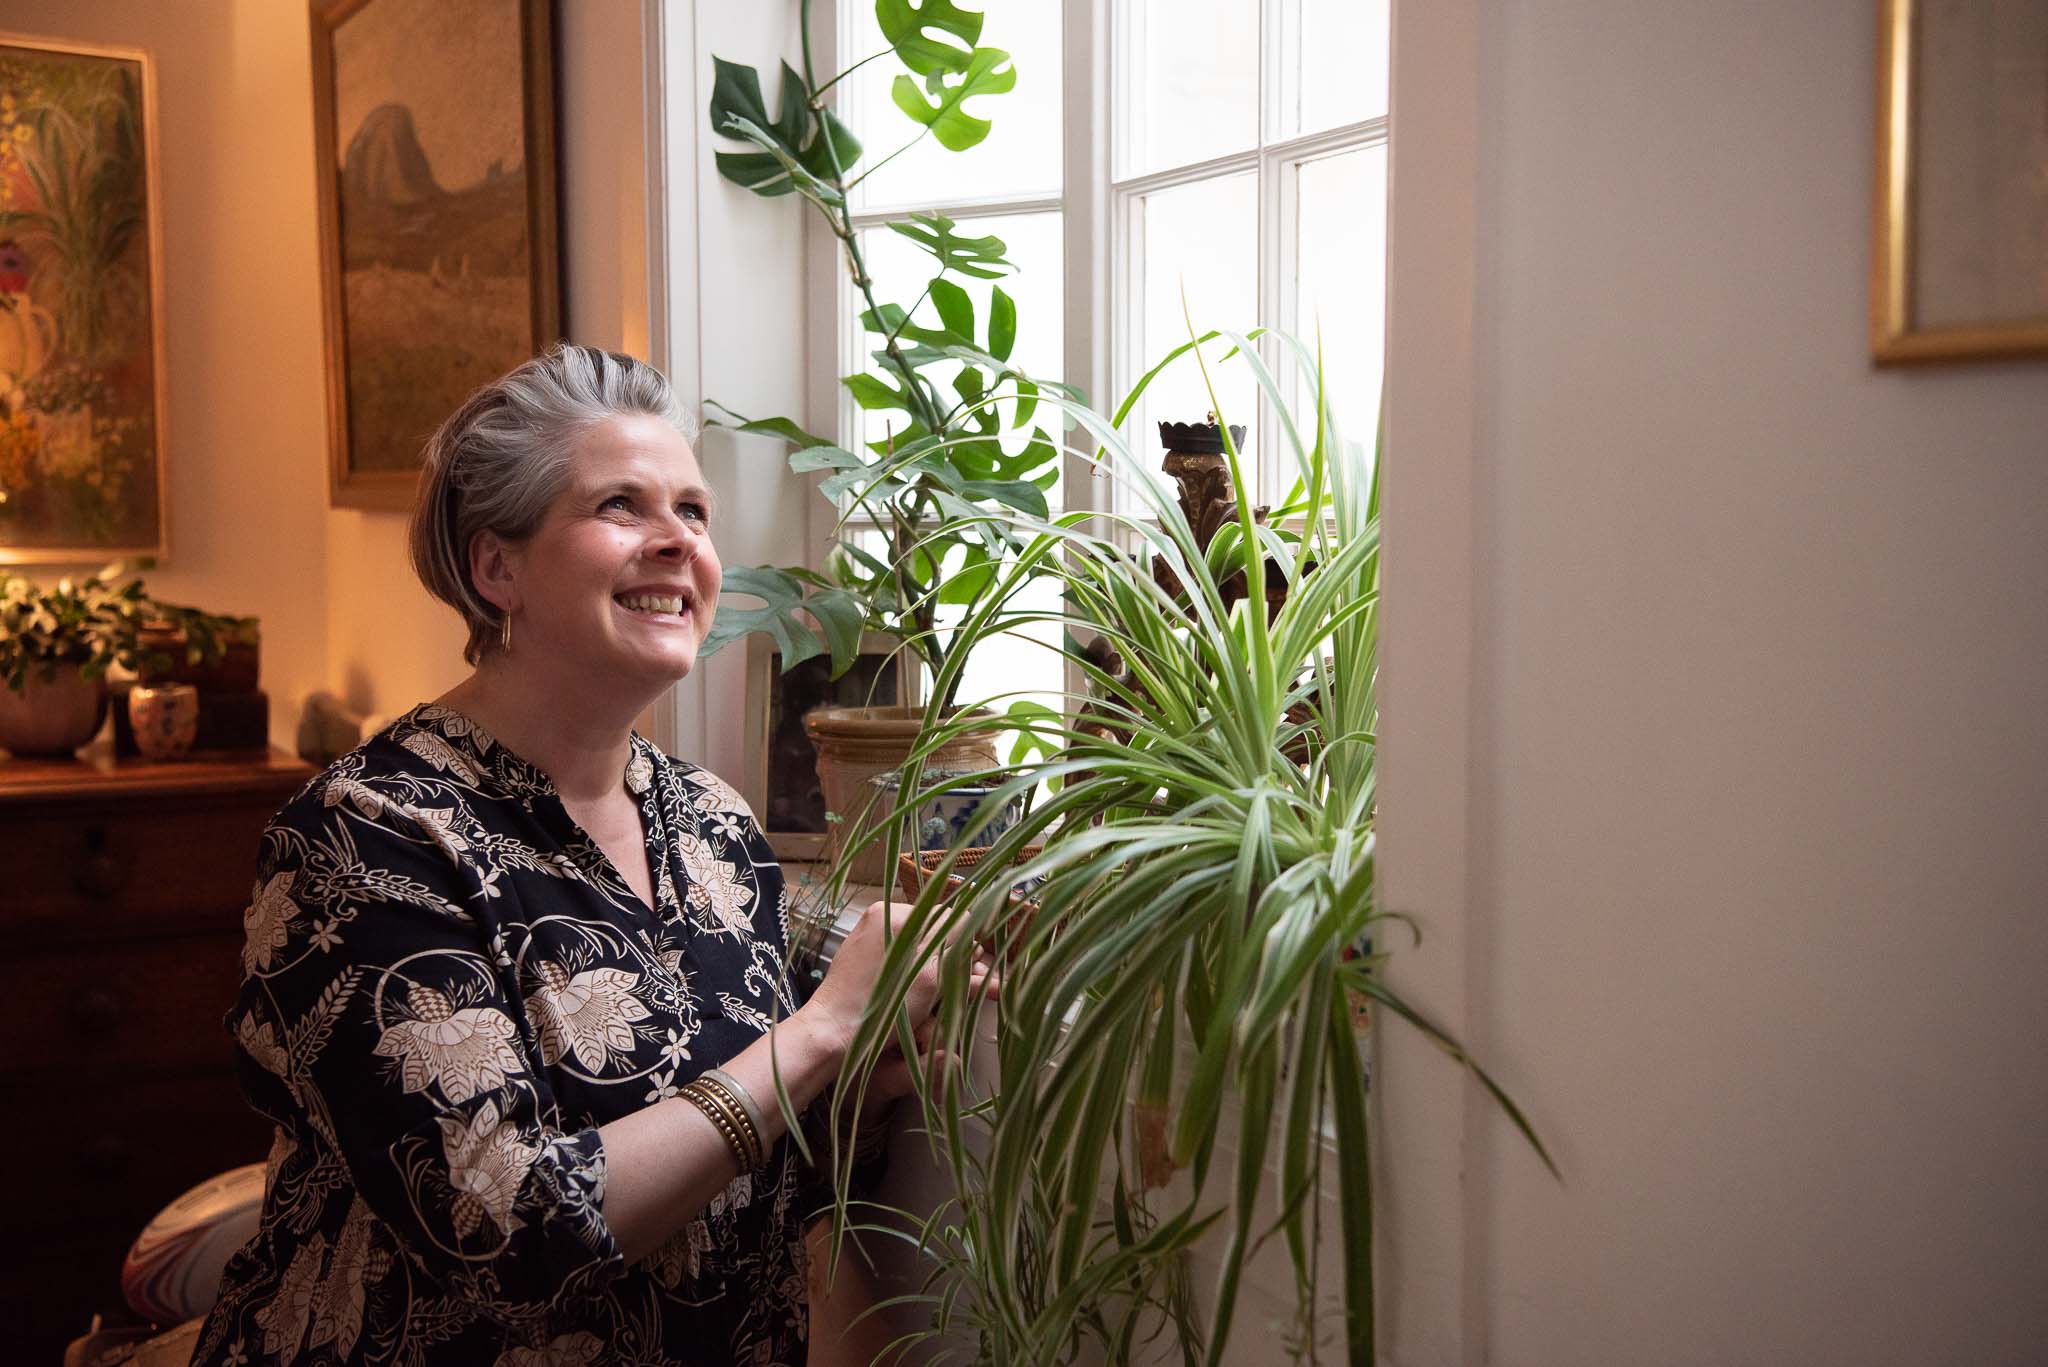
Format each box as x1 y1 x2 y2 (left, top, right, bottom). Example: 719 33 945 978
193 704 813 1366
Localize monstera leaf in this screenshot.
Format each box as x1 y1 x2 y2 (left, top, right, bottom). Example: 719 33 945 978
703 566 868 675
709 58 862 199
885 213 1013 279
891 47 1017 152
875 0 984 76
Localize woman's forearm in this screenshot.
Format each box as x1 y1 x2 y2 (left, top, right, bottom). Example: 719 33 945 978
598 1006 848 1264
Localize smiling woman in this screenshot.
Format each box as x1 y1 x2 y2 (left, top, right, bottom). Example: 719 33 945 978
189 345 990 1366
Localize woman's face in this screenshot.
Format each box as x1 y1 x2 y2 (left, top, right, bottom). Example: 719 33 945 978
500 414 721 691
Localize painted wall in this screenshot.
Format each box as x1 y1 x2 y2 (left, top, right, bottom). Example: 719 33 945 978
0 0 662 743
1380 2 2048 1363
327 0 658 728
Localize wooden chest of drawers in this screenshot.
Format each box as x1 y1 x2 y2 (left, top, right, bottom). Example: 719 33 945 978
0 747 312 1360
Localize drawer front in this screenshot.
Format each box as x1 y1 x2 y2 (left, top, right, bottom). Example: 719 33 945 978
0 1070 272 1238
0 795 275 943
0 932 247 1084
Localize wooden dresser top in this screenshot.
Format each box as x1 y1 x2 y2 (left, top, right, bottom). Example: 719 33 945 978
0 745 314 809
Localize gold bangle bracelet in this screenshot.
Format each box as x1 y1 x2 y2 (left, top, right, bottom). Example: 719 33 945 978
694 1074 764 1168
679 1080 754 1171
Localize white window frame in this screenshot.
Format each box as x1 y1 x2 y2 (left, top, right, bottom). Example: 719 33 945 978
1109 0 1388 513
799 0 1384 557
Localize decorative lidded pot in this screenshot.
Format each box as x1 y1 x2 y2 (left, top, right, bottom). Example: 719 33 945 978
128 682 199 760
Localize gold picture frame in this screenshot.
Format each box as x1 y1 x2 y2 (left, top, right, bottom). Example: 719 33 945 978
742 632 919 862
1872 0 2048 365
0 32 170 565
310 0 561 509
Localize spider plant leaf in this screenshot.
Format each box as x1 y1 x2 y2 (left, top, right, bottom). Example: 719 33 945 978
1326 990 1375 1366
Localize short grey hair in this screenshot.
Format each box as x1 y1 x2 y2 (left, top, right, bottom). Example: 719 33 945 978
408 343 700 665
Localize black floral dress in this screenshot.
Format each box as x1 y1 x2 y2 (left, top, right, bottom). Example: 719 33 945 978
192 704 818 1366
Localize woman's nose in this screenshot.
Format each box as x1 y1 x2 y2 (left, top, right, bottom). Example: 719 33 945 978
649 510 704 561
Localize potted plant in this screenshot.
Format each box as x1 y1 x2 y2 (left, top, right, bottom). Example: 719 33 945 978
0 561 149 755
135 602 261 691
699 1 1073 872
814 334 1555 1365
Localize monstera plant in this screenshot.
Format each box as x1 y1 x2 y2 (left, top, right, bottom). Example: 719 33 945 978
699 0 1073 710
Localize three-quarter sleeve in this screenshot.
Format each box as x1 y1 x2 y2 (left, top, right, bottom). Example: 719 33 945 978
229 797 626 1332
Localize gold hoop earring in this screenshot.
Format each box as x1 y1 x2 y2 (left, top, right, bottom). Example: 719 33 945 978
500 613 512 654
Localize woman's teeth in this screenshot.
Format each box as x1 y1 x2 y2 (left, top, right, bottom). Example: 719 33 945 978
616 593 686 614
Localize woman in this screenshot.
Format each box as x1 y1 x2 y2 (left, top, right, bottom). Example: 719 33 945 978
193 345 966 1366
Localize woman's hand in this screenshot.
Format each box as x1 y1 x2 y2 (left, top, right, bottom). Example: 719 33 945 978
799 900 999 1104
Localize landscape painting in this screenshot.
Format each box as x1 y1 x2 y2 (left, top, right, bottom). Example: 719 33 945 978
0 35 166 562
312 0 558 507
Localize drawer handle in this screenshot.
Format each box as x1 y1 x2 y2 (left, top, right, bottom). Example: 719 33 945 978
73 824 132 901
72 987 124 1037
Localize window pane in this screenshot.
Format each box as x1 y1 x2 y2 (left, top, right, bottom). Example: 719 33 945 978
1294 146 1385 467
1128 173 1258 487
1121 0 1258 176
842 0 1063 211
849 211 1065 504
1278 0 1389 137
943 569 1067 745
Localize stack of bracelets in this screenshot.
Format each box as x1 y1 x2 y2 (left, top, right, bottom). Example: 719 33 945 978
679 1068 766 1171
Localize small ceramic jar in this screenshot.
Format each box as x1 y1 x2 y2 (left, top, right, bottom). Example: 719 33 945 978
129 682 200 760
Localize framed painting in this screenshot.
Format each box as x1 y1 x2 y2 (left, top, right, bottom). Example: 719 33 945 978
743 633 917 861
1872 0 2048 364
310 0 560 508
0 33 168 564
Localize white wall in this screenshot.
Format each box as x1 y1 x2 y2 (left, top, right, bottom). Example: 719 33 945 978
649 0 813 776
1380 2 2048 1364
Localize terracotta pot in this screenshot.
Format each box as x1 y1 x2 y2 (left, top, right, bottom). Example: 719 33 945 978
0 669 108 758
129 682 200 761
804 705 1001 884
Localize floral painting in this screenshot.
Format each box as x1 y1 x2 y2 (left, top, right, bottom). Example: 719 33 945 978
0 36 165 561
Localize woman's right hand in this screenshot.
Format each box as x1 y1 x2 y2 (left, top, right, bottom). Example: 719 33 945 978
801 901 943 1058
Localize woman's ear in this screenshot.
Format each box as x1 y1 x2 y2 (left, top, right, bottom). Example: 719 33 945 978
468 529 521 616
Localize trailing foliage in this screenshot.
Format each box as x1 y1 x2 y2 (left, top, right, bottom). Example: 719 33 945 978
700 1 1073 705
0 560 244 692
811 332 1554 1365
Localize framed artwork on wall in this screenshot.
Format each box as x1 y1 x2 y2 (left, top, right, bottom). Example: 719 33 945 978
0 33 168 564
1872 0 2048 364
310 0 561 509
742 633 916 862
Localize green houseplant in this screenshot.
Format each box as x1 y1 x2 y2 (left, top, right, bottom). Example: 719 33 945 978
698 0 1071 702
0 561 247 756
810 332 1554 1365
699 0 1077 870
0 560 147 753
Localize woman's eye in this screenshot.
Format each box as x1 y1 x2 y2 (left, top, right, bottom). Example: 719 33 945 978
678 501 709 525
600 494 634 513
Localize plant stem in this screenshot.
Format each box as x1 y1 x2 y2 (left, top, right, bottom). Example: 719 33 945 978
802 0 950 690
808 47 892 102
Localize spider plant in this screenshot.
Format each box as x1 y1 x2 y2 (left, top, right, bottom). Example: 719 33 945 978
808 330 1554 1366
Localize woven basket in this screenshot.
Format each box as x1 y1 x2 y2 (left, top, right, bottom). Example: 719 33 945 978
896 843 1043 901
898 844 1048 962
